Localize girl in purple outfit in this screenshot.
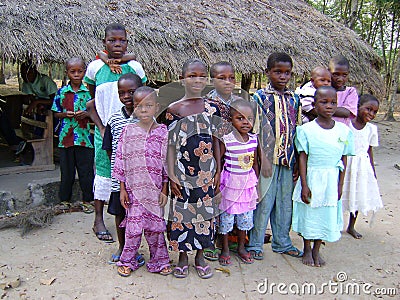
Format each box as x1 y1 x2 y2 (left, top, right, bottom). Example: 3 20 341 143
113 87 172 277
218 99 260 266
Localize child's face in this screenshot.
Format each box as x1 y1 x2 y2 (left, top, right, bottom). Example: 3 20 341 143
231 106 254 135
118 79 140 111
103 29 128 59
212 65 235 97
134 93 158 123
314 89 337 119
182 62 208 96
357 100 379 124
329 64 349 90
312 71 331 89
66 62 85 86
266 62 292 92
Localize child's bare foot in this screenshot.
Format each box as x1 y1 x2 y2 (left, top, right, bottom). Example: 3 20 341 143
347 227 362 239
312 249 325 267
302 248 314 266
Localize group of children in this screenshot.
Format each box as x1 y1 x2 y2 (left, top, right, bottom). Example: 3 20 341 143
51 22 383 280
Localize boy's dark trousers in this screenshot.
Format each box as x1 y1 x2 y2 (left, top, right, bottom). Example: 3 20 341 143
59 146 94 202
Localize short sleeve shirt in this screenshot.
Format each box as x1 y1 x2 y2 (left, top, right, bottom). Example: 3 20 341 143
51 84 93 148
22 73 58 99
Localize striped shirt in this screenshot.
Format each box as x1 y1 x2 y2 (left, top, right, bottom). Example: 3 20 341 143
102 107 138 192
222 132 258 174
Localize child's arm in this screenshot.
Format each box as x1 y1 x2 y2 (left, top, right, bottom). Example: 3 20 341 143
54 111 75 119
253 145 260 178
158 182 169 207
120 181 130 209
367 146 377 178
298 151 311 204
167 144 182 198
333 107 352 118
213 135 221 193
338 155 347 200
86 99 106 137
258 136 272 178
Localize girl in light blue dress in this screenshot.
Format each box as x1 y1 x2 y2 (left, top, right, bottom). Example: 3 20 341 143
292 86 354 267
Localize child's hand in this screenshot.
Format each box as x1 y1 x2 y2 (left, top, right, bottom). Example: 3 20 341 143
158 192 168 207
261 158 272 178
213 173 220 192
214 186 221 205
107 58 121 65
292 163 299 181
109 64 122 74
120 189 130 209
74 110 88 120
170 177 182 199
301 185 311 204
66 111 75 118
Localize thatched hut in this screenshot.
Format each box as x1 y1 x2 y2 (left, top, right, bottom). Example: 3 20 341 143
0 0 383 94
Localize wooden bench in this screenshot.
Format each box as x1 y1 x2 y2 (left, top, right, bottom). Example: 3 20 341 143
0 110 55 175
20 110 55 169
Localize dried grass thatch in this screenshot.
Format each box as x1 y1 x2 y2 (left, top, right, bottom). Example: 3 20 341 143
0 0 383 94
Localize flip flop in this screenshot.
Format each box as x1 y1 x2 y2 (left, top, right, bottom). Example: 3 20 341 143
92 227 114 243
249 250 264 260
237 252 254 264
108 253 121 264
194 265 213 279
173 265 189 278
81 203 94 214
218 255 231 266
136 253 145 267
159 266 173 276
117 266 132 277
280 246 303 258
203 248 219 261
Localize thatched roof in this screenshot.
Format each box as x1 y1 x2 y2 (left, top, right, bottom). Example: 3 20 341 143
0 0 383 94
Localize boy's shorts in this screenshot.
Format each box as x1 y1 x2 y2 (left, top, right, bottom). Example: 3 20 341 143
107 191 126 217
219 210 254 234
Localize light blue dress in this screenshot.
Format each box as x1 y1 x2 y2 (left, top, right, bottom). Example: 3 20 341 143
292 120 354 242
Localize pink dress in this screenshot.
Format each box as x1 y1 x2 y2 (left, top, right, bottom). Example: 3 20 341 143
333 86 358 126
219 132 258 214
113 123 170 273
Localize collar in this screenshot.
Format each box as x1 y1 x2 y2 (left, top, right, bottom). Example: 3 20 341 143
265 83 292 96
65 82 89 93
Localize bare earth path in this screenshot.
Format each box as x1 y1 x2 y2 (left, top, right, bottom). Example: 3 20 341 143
1 120 399 299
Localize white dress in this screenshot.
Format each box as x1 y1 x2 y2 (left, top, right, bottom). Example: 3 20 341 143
341 122 383 215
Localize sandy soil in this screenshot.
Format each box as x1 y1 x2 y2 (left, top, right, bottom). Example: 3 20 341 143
0 119 399 300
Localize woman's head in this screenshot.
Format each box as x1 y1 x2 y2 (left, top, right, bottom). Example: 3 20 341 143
357 94 379 124
329 55 350 90
230 99 255 135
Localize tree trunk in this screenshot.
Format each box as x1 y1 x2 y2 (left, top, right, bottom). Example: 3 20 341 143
241 73 252 92
0 57 5 84
385 49 400 121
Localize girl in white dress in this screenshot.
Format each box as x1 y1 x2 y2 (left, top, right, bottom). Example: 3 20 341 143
341 94 383 239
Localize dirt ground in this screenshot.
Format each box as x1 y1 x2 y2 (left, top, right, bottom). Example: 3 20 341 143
0 117 399 300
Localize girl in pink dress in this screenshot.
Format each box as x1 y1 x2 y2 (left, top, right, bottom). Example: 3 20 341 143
113 86 172 277
218 99 260 266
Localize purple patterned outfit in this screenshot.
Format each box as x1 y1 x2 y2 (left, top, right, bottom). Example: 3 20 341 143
113 123 170 273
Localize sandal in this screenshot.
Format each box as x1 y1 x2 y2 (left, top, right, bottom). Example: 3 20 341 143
108 253 121 265
117 266 132 277
218 255 231 266
92 227 114 243
173 265 189 278
203 248 219 261
249 250 264 260
159 266 173 276
81 202 94 214
279 246 303 258
194 265 213 279
237 252 254 264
